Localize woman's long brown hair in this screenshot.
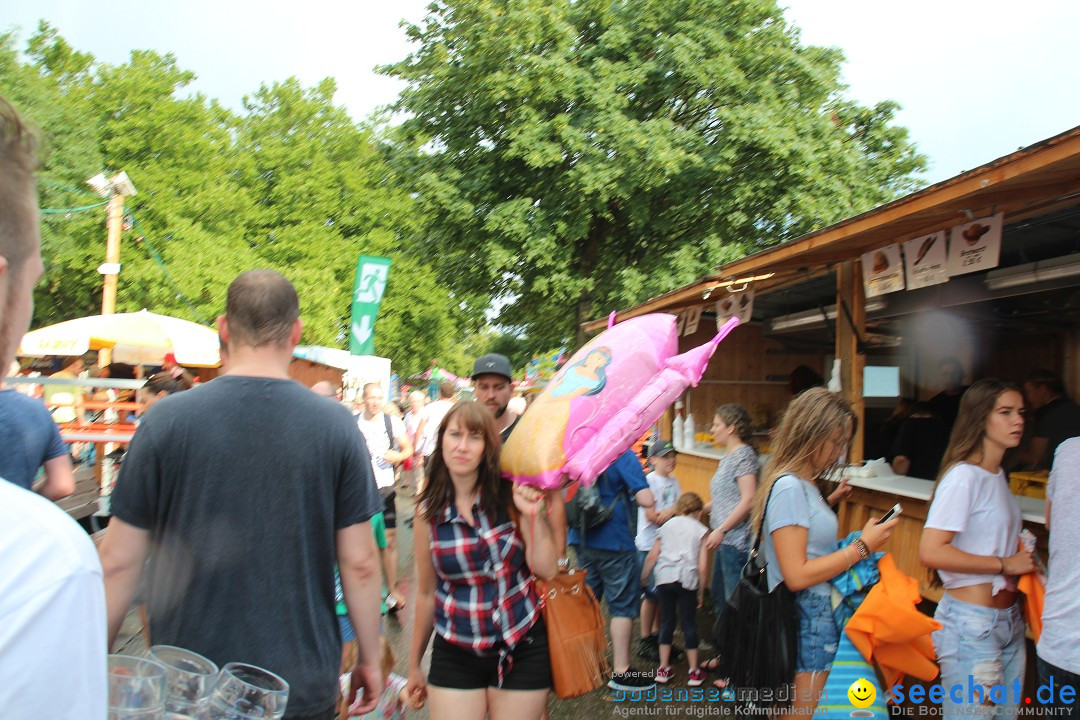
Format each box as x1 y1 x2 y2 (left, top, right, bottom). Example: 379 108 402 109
415 400 510 522
750 388 855 538
931 378 1023 489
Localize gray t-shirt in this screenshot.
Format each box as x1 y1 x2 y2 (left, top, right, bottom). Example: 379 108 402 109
110 376 382 717
1038 438 1080 673
761 474 837 596
709 445 760 552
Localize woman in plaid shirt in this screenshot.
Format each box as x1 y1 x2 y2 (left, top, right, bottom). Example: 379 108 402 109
406 401 559 720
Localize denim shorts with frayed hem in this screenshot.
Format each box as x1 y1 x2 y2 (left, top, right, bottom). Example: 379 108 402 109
795 590 838 673
933 593 1025 716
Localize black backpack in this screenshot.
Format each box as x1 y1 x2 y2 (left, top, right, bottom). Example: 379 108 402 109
565 472 632 534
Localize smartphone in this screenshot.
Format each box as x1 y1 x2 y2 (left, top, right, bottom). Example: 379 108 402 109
877 503 903 524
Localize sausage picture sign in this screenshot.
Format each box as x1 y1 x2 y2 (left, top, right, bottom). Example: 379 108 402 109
902 231 948 289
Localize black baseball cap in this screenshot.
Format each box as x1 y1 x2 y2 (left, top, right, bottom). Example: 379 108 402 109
471 353 513 381
649 440 677 458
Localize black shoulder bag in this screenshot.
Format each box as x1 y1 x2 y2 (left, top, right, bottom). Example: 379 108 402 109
712 479 797 705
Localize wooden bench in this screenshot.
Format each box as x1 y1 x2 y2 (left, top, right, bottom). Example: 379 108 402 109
55 464 100 521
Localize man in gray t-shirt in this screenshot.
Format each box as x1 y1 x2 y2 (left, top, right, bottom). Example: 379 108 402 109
1037 437 1080 712
100 271 385 720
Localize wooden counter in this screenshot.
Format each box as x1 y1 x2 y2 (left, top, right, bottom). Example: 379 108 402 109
836 472 1047 602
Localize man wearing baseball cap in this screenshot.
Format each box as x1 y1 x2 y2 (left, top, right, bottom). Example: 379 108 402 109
471 353 519 442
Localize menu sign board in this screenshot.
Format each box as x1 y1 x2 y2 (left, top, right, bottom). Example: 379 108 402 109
715 289 754 326
860 243 905 297
948 213 1003 277
682 306 703 336
903 231 948 289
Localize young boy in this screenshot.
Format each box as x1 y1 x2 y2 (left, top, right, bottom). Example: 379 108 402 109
635 441 682 661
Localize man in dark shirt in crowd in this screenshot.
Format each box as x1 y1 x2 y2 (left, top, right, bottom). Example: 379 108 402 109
889 403 948 480
928 357 968 434
99 270 385 720
1020 369 1080 470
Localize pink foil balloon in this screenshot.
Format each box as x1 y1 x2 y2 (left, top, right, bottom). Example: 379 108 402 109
501 314 740 489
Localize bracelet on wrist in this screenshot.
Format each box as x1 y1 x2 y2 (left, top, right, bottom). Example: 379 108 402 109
852 538 870 560
998 556 1006 574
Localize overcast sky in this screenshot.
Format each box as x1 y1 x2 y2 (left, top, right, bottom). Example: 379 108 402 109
3 0 1077 184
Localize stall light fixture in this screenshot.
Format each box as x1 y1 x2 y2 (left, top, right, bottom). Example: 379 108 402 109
984 253 1080 291
769 298 887 333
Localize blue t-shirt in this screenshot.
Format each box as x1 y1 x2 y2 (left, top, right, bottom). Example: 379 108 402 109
0 390 68 490
761 474 837 596
567 449 650 552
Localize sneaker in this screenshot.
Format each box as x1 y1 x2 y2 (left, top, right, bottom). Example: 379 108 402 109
688 669 705 687
636 635 660 662
384 593 399 612
655 666 673 684
608 669 657 692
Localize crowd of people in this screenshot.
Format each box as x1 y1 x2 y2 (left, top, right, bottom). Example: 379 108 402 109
4 93 1080 720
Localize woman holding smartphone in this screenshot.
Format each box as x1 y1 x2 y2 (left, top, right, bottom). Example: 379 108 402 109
919 379 1037 717
754 388 898 718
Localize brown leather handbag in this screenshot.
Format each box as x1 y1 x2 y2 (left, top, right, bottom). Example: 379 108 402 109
537 568 611 698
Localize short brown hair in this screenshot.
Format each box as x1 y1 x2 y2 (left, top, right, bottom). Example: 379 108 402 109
438 380 456 399
0 96 40 276
225 270 299 348
714 403 753 442
675 492 704 516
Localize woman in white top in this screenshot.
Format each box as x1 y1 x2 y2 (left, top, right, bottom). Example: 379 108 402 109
919 379 1037 716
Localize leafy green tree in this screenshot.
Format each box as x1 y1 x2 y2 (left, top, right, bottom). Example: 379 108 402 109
382 0 926 346
1 24 475 377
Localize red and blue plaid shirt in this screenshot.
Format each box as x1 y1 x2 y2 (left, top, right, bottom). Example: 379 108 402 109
428 499 541 685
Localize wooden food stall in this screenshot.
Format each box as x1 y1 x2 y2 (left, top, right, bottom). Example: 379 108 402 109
585 124 1080 592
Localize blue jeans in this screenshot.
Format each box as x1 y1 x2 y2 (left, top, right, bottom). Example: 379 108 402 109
710 544 748 618
932 594 1025 716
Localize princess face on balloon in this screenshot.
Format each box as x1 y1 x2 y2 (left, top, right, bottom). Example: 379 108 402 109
549 347 611 399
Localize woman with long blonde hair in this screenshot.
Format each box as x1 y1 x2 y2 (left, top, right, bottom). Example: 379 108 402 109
919 379 1036 717
752 388 897 716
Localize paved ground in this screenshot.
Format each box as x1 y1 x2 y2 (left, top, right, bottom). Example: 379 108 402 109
116 478 731 719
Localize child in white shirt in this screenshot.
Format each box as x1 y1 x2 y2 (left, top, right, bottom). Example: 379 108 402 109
641 492 709 687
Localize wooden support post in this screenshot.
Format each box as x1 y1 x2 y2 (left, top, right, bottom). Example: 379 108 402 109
99 192 125 367
836 261 866 462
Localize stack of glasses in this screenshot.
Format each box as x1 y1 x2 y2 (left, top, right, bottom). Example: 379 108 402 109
107 648 289 720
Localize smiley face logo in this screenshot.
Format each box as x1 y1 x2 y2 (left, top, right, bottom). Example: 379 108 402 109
848 678 876 708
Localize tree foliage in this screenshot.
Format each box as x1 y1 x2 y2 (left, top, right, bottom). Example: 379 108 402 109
1 23 475 376
382 0 926 346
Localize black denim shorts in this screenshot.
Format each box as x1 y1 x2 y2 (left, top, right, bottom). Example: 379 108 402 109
427 617 551 690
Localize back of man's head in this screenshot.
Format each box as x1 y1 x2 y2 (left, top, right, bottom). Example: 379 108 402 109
438 380 456 399
1025 369 1066 399
225 270 299 349
0 97 38 279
